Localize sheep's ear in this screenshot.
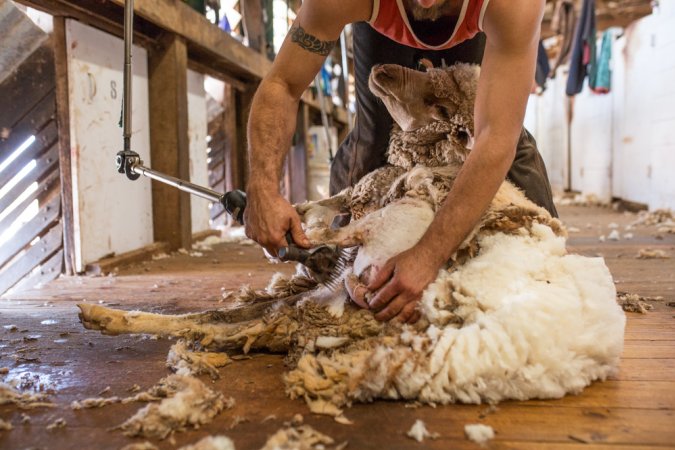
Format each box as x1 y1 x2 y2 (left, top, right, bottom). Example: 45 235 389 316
418 58 434 71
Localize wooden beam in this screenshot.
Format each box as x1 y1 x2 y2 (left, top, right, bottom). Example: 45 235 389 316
148 33 192 251
108 0 271 80
53 16 77 275
18 0 349 124
84 241 170 275
19 0 158 48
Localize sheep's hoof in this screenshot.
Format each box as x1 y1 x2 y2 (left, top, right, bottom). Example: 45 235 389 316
77 303 123 335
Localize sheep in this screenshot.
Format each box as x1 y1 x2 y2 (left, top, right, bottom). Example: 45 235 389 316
78 63 625 422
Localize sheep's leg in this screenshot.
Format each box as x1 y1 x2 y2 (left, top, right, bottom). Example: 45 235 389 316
78 294 307 352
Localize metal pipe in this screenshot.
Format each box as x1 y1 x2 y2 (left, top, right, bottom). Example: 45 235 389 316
131 163 223 203
339 31 353 131
123 0 134 151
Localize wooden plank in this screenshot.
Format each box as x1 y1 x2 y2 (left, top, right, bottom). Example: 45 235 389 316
519 380 675 410
0 114 56 189
52 16 76 276
407 406 675 446
0 90 55 164
107 0 271 80
0 221 62 295
11 248 63 293
18 0 158 48
623 340 675 358
496 443 673 450
0 142 58 213
84 241 170 276
614 358 675 381
0 167 59 235
0 190 61 270
0 43 54 130
148 33 192 251
222 83 238 192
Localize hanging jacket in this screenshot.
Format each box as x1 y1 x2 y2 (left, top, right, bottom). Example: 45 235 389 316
369 0 490 50
566 0 596 96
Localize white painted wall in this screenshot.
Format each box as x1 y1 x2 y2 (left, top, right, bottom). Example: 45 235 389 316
525 3 675 210
525 68 569 193
187 69 211 234
66 20 153 271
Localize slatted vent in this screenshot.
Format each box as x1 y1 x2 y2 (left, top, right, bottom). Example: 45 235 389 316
0 43 63 296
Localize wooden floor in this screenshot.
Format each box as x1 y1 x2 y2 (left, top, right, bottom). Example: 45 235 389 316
0 205 673 449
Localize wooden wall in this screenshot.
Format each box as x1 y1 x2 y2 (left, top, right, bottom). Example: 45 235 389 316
0 42 63 296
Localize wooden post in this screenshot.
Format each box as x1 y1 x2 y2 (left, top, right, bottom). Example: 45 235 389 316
148 33 191 250
234 83 257 190
241 0 266 54
52 16 76 275
289 103 309 204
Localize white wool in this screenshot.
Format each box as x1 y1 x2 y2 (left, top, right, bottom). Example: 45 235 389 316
353 198 434 276
407 419 439 442
607 229 620 241
420 224 624 402
289 224 625 408
178 435 235 450
315 336 350 349
464 424 494 445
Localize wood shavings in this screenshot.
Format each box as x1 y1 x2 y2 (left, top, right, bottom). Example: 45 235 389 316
261 424 340 450
177 435 236 450
261 414 278 423
464 423 494 445
46 417 67 431
637 249 670 259
407 419 439 442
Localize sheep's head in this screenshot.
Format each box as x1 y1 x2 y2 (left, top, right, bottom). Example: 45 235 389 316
369 62 480 168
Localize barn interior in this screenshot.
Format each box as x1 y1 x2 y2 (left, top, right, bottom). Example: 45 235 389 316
0 0 674 449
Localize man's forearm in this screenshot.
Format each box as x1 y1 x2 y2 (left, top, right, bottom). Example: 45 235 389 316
247 78 300 192
418 134 517 265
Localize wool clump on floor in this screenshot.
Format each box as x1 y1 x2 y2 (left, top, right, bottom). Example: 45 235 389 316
464 423 495 445
118 374 234 439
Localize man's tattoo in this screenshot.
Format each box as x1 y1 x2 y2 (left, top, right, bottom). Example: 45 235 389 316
289 25 337 56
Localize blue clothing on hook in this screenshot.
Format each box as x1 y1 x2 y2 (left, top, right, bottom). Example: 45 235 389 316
566 0 596 96
591 29 614 94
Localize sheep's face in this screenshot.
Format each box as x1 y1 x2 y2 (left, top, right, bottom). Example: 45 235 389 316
368 63 479 145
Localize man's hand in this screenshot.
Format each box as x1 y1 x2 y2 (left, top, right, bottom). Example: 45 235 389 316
244 184 310 255
366 243 444 323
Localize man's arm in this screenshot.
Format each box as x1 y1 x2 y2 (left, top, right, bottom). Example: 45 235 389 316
244 0 370 252
367 0 545 322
